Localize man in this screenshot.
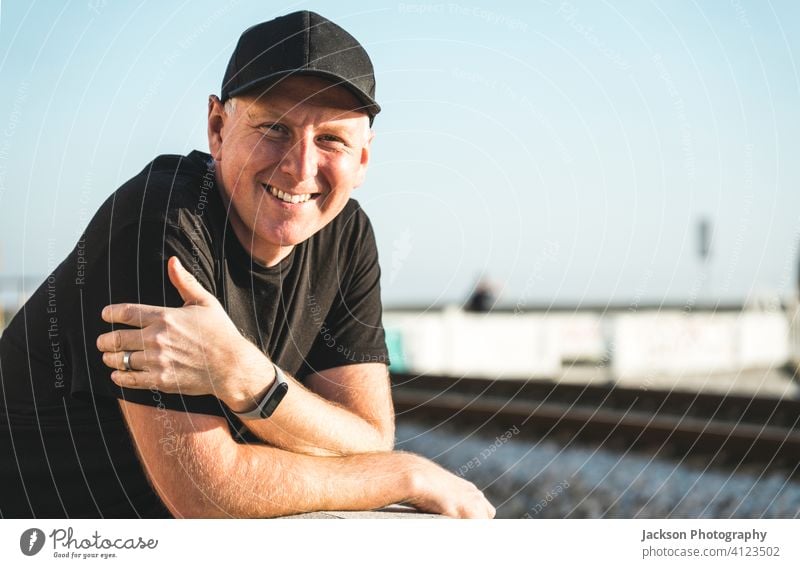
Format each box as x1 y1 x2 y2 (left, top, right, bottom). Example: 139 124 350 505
0 11 494 519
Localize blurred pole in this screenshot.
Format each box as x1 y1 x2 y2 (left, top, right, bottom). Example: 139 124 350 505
698 218 712 262
697 217 713 307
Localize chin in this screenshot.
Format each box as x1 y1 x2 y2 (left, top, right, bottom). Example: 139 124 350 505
259 225 317 248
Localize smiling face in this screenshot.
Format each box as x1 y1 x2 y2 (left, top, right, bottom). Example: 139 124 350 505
207 76 373 267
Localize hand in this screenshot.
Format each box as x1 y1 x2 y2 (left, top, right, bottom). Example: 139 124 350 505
402 454 496 519
96 256 273 411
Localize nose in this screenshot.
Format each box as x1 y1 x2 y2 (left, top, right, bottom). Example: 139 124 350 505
280 136 318 183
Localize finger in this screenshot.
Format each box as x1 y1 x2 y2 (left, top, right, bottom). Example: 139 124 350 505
168 256 213 306
102 303 165 327
111 370 154 390
102 350 150 372
96 329 147 353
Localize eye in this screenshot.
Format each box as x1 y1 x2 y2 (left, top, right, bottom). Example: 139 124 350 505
259 123 289 138
317 134 348 151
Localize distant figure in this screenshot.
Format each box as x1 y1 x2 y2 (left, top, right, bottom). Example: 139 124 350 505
464 276 496 313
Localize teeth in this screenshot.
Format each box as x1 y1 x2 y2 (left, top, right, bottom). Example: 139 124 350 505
267 185 312 204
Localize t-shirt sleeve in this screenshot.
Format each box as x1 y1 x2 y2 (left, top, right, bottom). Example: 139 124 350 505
302 211 390 373
69 218 227 416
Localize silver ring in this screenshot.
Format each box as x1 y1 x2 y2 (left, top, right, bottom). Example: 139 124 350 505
122 351 135 372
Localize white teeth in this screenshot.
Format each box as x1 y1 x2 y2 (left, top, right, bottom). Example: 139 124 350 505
267 185 312 204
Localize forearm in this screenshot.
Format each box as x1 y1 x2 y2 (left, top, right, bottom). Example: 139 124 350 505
227 352 392 456
239 373 391 457
172 442 415 518
122 398 493 519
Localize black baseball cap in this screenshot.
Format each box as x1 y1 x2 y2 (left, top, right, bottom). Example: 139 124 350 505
221 11 380 121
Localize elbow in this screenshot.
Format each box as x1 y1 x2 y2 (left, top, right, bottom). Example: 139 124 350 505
163 498 216 519
380 430 395 452
158 486 231 520
156 440 243 518
374 422 395 453
344 422 393 455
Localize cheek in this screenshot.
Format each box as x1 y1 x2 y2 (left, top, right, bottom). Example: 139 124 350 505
324 156 362 188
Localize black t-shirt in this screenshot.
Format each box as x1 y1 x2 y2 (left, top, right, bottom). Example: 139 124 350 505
0 150 388 518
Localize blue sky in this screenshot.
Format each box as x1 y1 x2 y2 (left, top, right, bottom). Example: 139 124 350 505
1 0 798 306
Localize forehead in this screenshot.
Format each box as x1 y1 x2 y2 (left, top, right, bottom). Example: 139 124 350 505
239 76 369 122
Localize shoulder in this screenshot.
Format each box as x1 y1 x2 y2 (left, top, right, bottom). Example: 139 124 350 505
120 151 215 224
308 199 380 275
84 151 218 237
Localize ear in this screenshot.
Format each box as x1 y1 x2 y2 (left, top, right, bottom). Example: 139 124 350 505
353 128 374 189
207 95 226 161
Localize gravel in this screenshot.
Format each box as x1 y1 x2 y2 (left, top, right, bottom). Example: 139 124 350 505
395 422 800 519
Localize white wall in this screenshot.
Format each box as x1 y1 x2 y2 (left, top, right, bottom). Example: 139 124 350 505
383 308 561 378
384 308 791 379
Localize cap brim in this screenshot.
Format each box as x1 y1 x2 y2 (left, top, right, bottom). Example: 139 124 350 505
224 69 381 117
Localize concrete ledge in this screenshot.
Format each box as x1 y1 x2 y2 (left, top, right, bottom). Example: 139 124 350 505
282 505 443 519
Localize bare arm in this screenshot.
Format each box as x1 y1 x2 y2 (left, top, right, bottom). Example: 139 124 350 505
239 362 395 457
98 258 393 457
119 399 493 518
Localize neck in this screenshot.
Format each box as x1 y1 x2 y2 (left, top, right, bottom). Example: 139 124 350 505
229 218 295 268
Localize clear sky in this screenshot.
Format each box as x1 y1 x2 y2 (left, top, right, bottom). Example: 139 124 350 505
1 0 798 307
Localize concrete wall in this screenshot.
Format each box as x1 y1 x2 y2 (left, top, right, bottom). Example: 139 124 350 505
612 312 739 378
550 313 606 363
384 308 791 379
789 303 800 370
612 311 790 378
738 312 791 369
383 308 561 378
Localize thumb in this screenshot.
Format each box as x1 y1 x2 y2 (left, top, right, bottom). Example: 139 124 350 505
168 257 213 306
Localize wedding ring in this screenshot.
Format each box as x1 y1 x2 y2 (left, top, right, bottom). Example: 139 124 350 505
122 351 135 372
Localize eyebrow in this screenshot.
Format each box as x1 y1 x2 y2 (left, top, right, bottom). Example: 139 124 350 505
245 107 366 142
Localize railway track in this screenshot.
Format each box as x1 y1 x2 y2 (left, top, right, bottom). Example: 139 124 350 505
390 373 800 474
